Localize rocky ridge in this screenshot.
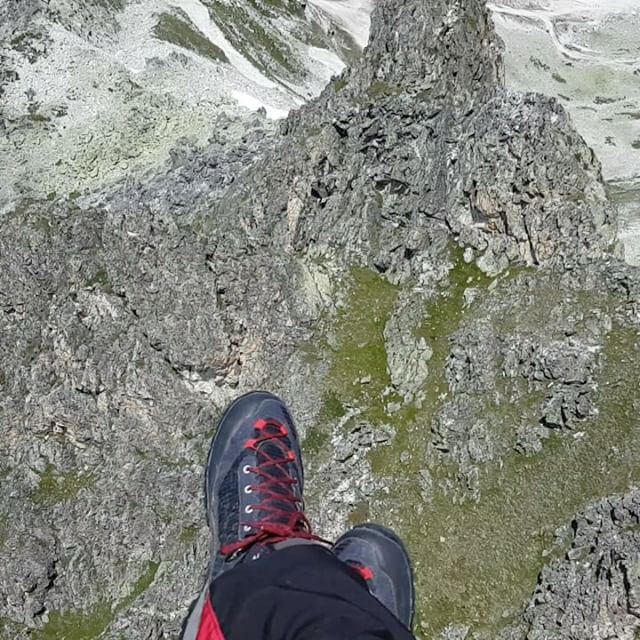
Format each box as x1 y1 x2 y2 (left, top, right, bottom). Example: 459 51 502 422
1 1 639 639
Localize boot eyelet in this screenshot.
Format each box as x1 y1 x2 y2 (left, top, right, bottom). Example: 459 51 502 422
242 465 251 474
243 525 252 532
245 505 253 514
244 485 253 494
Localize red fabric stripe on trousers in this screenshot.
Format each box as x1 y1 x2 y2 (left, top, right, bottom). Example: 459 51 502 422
196 598 226 640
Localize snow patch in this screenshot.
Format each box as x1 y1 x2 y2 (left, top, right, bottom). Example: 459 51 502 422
170 0 276 88
308 45 345 78
307 0 372 49
231 90 289 119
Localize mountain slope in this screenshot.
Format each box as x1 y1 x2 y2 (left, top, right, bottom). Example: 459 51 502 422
0 1 639 639
0 0 368 210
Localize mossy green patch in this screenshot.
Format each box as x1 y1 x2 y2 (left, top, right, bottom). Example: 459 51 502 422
0 617 18 637
303 268 398 457
368 314 640 636
303 424 331 456
31 561 159 640
179 526 199 544
367 81 398 98
0 521 7 550
320 390 347 422
321 267 399 423
304 251 638 636
31 464 95 506
31 603 114 640
120 561 160 609
154 12 228 63
370 246 492 474
87 268 113 294
333 77 347 92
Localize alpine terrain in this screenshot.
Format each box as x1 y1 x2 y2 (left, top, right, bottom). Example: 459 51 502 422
0 1 639 639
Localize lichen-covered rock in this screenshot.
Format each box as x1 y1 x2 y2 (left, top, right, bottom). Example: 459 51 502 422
0 0 638 639
524 492 640 640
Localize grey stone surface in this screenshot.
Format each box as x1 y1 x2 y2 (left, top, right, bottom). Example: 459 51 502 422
0 0 639 639
524 491 640 640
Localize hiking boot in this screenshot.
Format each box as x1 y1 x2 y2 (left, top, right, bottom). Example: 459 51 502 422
333 523 415 628
205 390 318 580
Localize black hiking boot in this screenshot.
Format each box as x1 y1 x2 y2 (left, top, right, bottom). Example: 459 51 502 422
204 391 318 581
333 523 415 628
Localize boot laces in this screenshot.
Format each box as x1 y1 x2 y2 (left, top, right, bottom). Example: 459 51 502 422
220 418 322 557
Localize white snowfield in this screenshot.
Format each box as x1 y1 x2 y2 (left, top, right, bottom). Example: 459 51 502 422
488 0 640 67
173 0 277 88
307 0 372 50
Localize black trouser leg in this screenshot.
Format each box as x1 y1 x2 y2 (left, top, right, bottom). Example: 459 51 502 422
183 544 417 640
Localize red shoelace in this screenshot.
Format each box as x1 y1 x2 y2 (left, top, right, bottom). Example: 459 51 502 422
220 418 323 557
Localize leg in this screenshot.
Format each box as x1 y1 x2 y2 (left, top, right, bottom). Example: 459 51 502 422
182 391 417 640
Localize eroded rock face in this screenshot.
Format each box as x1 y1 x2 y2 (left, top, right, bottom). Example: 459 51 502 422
0 1 639 639
223 0 615 279
525 492 640 640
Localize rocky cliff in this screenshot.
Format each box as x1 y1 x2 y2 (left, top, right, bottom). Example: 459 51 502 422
1 1 639 639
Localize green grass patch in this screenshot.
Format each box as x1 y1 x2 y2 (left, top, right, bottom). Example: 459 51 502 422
31 464 95 506
321 267 399 423
367 81 398 98
302 267 399 454
154 12 228 63
303 254 638 636
31 561 159 640
0 522 7 550
366 293 640 636
119 561 160 609
369 246 492 474
333 77 347 93
179 526 199 544
31 603 114 640
303 424 331 456
321 390 347 421
87 268 113 294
